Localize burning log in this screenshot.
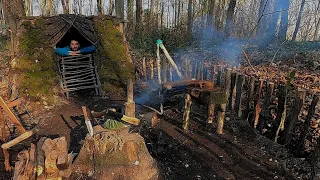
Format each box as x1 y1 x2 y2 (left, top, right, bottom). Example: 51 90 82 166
228 72 237 110
235 74 245 117
253 79 264 129
298 94 319 152
183 93 192 132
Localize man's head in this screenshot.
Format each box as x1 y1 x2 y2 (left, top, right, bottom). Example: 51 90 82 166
70 40 80 51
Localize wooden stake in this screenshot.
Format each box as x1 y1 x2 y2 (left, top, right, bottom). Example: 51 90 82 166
162 61 168 83
207 103 215 124
183 94 192 132
193 62 198 79
216 65 222 86
142 57 147 81
235 74 245 117
261 82 274 130
1 128 39 149
150 59 154 80
225 68 232 98
36 137 46 177
228 72 237 110
201 60 204 80
217 104 226 134
169 66 173 81
156 45 161 84
269 84 287 142
212 65 216 82
244 77 255 119
298 94 319 152
125 79 135 117
253 79 264 129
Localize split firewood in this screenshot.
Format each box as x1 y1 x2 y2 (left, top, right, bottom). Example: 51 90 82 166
42 139 59 174
36 137 47 177
56 137 68 170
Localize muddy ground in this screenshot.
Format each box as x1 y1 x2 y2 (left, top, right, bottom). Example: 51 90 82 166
0 93 312 180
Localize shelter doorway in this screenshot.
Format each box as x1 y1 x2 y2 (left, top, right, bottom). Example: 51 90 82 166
56 27 100 99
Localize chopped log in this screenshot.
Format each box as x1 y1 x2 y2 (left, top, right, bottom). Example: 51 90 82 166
1 128 39 149
298 94 319 152
228 72 237 110
217 104 226 134
36 137 46 177
235 74 245 117
149 59 154 79
143 57 147 81
159 43 183 78
183 93 192 132
253 79 264 129
156 44 161 84
56 137 68 170
0 96 26 133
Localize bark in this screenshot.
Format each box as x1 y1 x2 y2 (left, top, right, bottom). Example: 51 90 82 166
115 0 124 19
97 0 103 14
225 0 236 35
257 0 267 36
109 0 114 15
313 1 320 40
149 0 154 27
187 0 192 33
136 0 142 25
46 0 52 16
207 0 215 27
292 0 306 41
177 0 181 26
61 0 68 14
25 0 31 16
278 0 289 40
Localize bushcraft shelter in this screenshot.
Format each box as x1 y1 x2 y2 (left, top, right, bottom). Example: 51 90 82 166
14 14 133 101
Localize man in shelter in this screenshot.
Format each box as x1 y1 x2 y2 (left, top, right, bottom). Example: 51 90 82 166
55 40 95 56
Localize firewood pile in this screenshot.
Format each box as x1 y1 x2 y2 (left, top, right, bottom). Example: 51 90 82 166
13 137 73 180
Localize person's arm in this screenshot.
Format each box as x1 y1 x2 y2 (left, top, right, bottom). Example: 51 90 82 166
55 47 70 56
80 46 95 54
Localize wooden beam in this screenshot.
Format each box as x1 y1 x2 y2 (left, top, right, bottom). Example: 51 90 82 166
0 97 26 134
1 128 38 149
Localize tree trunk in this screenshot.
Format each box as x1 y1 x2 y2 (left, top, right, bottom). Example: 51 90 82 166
313 1 320 40
278 0 289 40
115 0 124 19
187 0 192 34
46 0 52 16
61 0 69 14
257 0 267 36
225 0 236 35
177 0 181 26
25 0 31 16
292 0 306 41
136 0 142 26
149 0 154 27
97 0 103 14
109 0 114 15
207 0 215 27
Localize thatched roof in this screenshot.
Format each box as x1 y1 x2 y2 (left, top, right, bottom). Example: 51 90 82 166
43 14 99 46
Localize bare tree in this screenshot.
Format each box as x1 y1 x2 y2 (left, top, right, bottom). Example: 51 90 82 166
136 0 142 26
278 0 289 40
115 0 124 19
187 0 192 33
292 0 306 41
109 0 114 15
225 0 236 35
207 0 215 27
97 0 103 14
313 0 320 40
46 0 52 16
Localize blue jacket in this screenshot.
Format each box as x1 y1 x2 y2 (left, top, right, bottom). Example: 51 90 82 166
55 46 95 56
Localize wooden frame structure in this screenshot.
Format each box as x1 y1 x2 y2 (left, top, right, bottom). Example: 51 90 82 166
57 54 100 98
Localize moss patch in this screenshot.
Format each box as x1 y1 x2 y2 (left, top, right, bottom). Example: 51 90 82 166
16 20 58 101
93 17 133 96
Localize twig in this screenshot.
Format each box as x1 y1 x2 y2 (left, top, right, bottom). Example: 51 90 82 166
241 48 257 72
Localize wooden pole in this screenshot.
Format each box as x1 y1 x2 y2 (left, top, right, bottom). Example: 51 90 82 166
244 77 255 119
269 84 288 142
216 65 222 86
217 104 226 134
253 79 264 129
159 43 183 78
228 72 237 110
169 66 173 81
212 65 216 82
298 94 319 152
150 59 154 80
1 128 39 149
183 93 192 132
207 103 215 124
142 57 147 81
235 74 245 117
125 79 135 117
261 82 274 130
204 66 209 80
193 62 198 79
156 45 161 84
162 61 168 83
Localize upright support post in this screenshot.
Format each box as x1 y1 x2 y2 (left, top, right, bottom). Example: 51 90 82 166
244 77 255 119
125 79 135 117
262 82 274 129
201 60 204 80
149 59 154 80
183 94 192 132
162 61 168 83
142 57 147 81
216 65 222 86
235 74 245 117
156 44 161 84
298 94 319 152
169 66 173 81
228 72 237 110
253 79 264 129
